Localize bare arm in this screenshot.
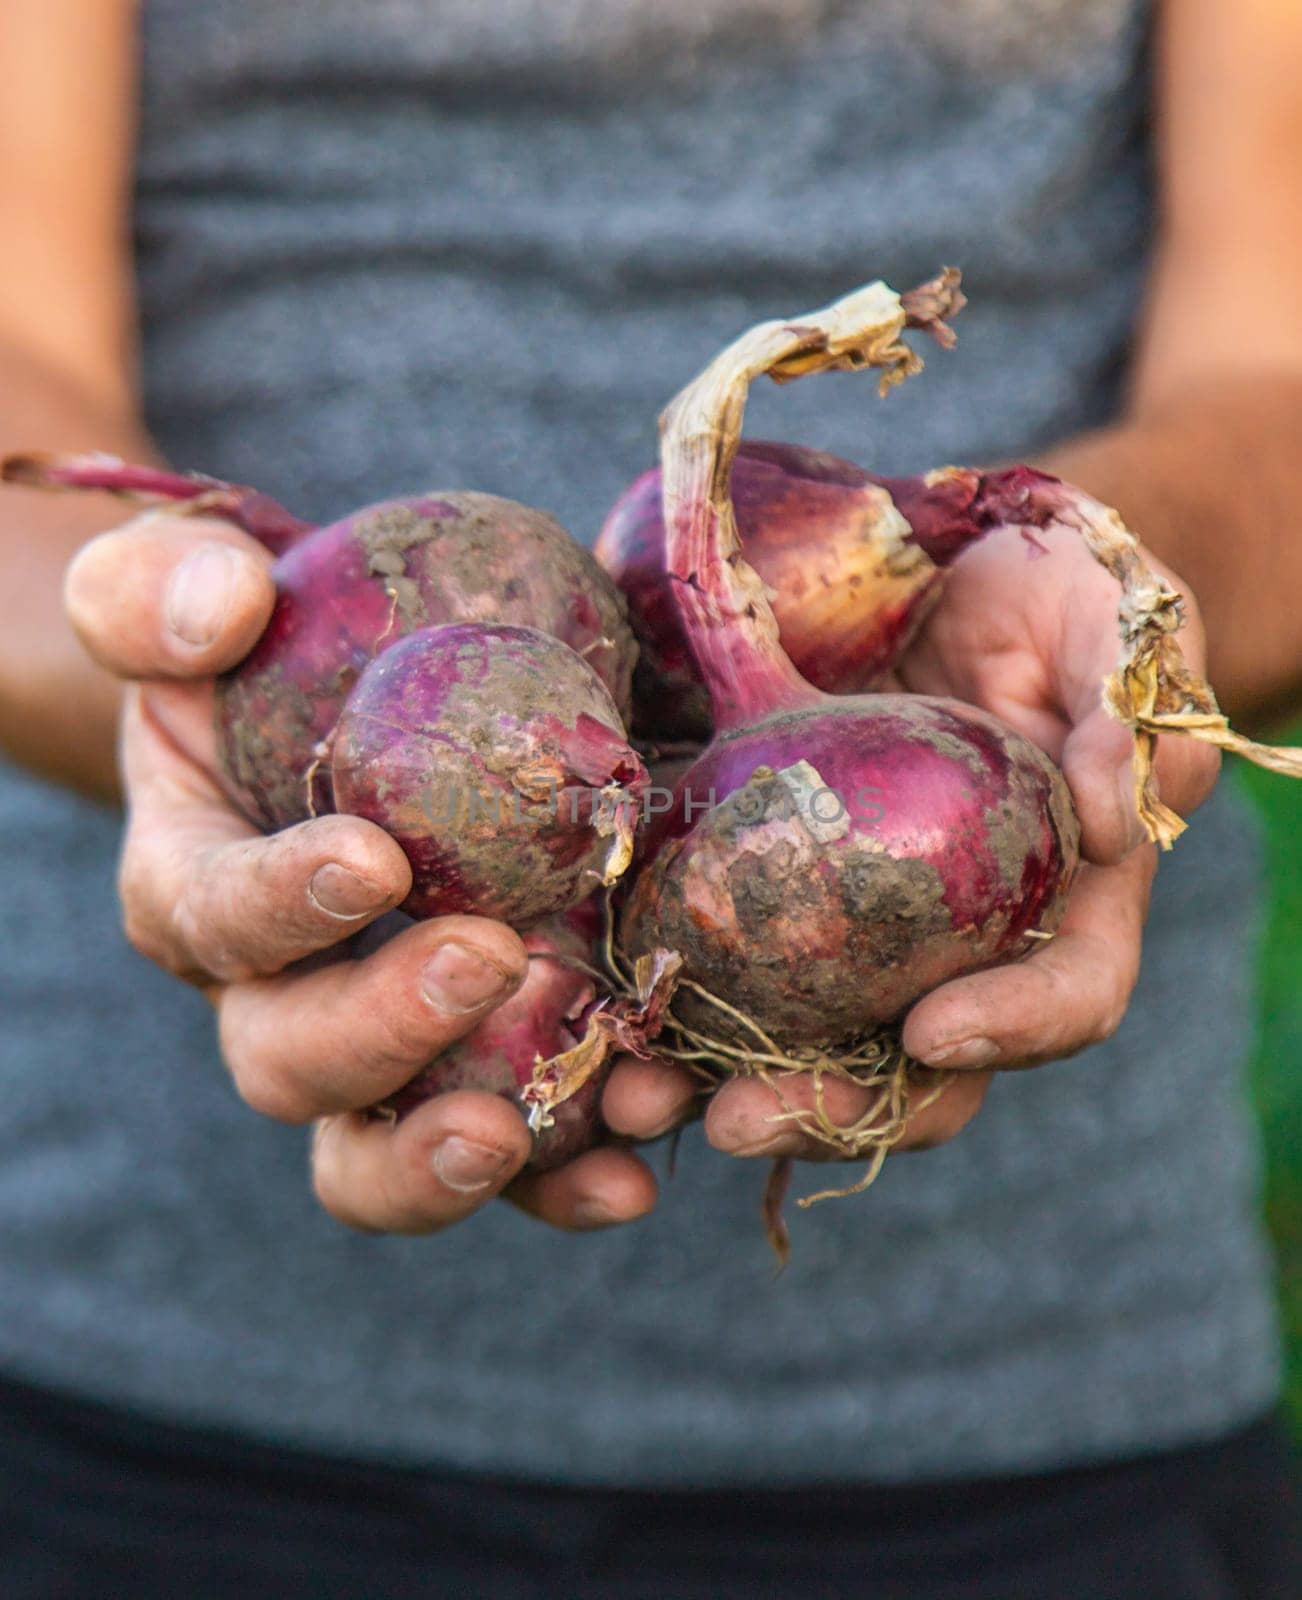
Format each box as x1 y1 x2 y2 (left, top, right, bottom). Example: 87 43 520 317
0 0 154 797
1043 0 1302 726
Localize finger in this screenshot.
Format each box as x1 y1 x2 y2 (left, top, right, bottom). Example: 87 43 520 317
64 513 275 679
312 1091 532 1233
704 1068 990 1160
899 1071 992 1151
902 850 1155 1070
508 1146 660 1231
601 1054 703 1140
1062 701 1220 866
169 815 414 982
1055 546 1218 865
118 690 412 982
901 526 1221 865
218 914 529 1122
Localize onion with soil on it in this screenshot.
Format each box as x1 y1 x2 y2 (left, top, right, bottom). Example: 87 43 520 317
530 269 1302 1257
5 455 646 926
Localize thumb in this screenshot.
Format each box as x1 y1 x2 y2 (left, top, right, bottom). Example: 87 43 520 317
65 514 275 681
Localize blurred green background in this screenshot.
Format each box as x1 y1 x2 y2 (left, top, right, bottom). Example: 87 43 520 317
1239 738 1302 1436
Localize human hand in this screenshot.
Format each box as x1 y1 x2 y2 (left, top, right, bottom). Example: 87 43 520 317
64 512 659 1232
602 519 1219 1161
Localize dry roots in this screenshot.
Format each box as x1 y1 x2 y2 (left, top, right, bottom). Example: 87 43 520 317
655 974 949 1177
656 978 952 1264
522 896 951 1260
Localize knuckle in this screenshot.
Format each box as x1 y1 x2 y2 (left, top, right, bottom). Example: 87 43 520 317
929 1103 976 1148
1038 951 1129 1055
311 1178 351 1228
309 1149 342 1217
357 1137 451 1236
237 1065 310 1124
1092 994 1130 1048
367 1000 445 1078
313 1177 375 1234
119 901 172 969
1094 953 1140 1046
116 855 167 958
310 1150 372 1232
1073 986 1130 1053
116 846 233 983
170 887 258 984
224 1036 312 1123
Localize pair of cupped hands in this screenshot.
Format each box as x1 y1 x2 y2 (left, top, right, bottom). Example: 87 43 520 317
66 501 1217 1235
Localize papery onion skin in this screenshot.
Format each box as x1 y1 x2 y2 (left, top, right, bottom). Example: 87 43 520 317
331 624 648 925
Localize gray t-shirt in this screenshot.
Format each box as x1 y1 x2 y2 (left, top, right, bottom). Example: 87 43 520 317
0 0 1280 1484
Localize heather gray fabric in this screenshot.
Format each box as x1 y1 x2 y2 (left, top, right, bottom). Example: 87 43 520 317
0 0 1281 1484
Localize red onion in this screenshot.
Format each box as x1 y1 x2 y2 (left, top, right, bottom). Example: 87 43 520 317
596 440 945 739
3 454 645 923
330 623 647 924
379 907 609 1171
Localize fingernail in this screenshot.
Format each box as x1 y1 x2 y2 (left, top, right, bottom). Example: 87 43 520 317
165 542 239 646
422 941 517 1014
430 1136 514 1193
570 1197 619 1229
308 863 388 920
922 1036 1000 1068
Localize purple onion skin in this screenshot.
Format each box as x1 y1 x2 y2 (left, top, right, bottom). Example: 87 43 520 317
595 468 710 739
381 910 605 1171
216 492 637 830
597 446 1065 747
596 441 949 740
623 694 1079 1048
331 624 647 926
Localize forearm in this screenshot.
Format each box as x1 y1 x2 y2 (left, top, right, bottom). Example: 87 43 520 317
1040 375 1302 731
0 336 158 801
